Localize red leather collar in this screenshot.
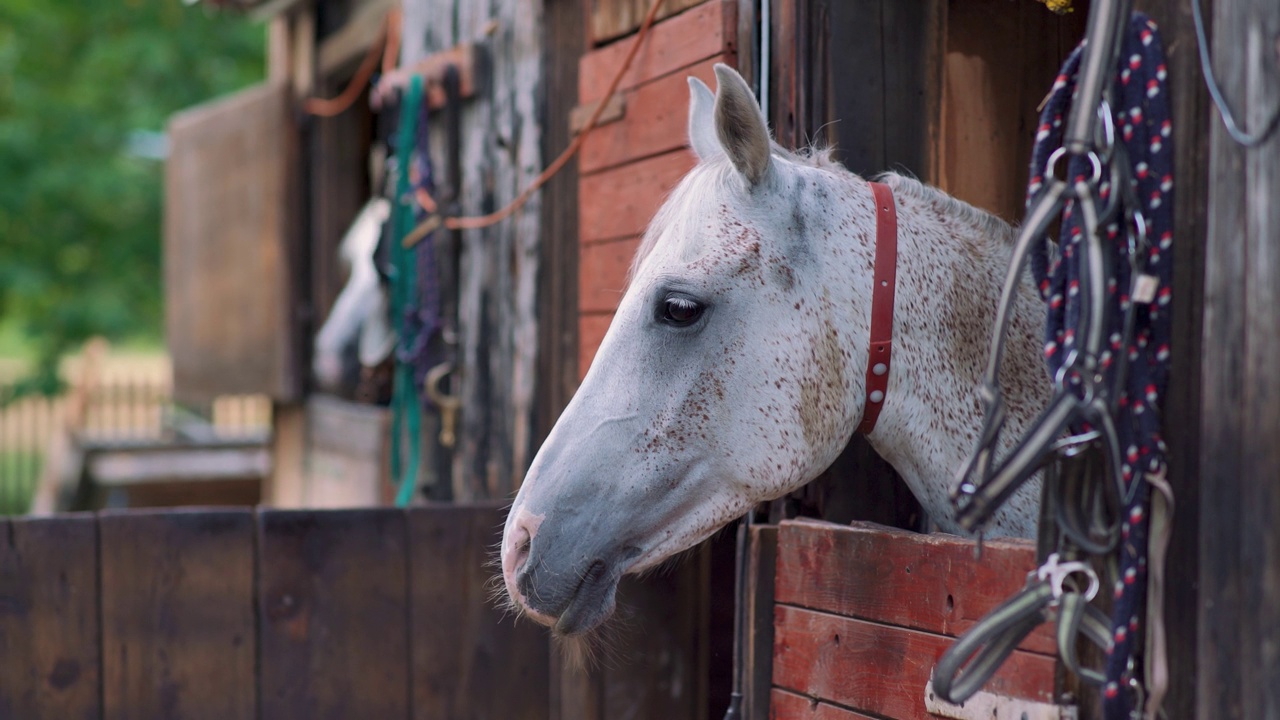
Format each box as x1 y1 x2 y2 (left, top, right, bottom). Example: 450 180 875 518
855 181 898 435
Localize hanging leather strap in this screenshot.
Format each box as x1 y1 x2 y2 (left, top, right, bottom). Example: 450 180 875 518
856 181 898 435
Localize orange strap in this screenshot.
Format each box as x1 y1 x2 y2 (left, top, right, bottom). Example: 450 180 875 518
855 181 898 435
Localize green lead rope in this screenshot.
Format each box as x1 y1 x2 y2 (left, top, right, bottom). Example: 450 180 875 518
389 75 424 508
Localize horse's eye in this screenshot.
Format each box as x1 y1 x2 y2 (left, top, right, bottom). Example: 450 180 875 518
660 296 704 327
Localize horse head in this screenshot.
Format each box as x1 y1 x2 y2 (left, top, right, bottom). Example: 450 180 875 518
313 197 395 395
501 65 1048 638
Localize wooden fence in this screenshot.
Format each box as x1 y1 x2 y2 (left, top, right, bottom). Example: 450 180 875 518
0 503 548 720
0 372 271 514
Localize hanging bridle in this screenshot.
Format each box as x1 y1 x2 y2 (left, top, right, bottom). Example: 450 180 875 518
936 2 1175 718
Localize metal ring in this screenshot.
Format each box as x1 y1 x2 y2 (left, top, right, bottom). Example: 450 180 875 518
1096 100 1116 159
1128 210 1148 259
1046 147 1104 187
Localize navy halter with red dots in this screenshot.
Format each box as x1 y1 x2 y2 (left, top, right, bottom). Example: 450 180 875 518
1029 15 1174 717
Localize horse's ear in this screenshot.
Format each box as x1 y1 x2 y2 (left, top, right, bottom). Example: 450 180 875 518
712 64 771 185
687 77 722 162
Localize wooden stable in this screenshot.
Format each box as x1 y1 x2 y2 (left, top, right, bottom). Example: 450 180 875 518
144 0 1278 716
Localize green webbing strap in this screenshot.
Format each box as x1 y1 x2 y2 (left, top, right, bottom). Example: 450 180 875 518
933 580 1053 703
1056 591 1113 686
389 76 424 508
933 567 1113 704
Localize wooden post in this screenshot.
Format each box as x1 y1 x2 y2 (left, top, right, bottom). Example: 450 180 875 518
266 403 307 506
1197 0 1280 716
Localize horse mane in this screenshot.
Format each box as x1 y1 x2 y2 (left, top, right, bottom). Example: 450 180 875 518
628 145 1016 284
875 171 1019 247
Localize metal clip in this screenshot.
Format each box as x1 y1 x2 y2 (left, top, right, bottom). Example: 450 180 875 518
1036 553 1100 601
425 362 462 448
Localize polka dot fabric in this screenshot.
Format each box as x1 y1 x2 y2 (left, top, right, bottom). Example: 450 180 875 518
1026 14 1172 718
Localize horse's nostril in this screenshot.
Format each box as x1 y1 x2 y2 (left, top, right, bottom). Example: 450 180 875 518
513 534 531 573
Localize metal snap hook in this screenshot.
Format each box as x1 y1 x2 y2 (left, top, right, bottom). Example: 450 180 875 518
1036 553 1100 602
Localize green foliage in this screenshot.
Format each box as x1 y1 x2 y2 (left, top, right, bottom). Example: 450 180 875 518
0 0 264 386
0 448 41 515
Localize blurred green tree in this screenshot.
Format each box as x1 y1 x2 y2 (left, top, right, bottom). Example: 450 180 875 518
0 0 263 390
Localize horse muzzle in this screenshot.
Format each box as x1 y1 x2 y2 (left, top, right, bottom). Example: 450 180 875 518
501 505 634 636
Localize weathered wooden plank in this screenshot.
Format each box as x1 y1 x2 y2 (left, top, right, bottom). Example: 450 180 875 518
579 148 696 242
579 0 737 102
745 526 779 720
774 520 1055 655
589 0 707 46
1204 0 1280 717
399 0 543 501
579 237 640 313
1239 0 1280 714
165 81 299 403
303 395 392 507
538 0 586 456
582 57 727 174
258 510 409 720
1196 0 1251 714
936 0 1086 221
770 689 878 720
878 0 943 180
88 446 271 486
0 515 101 720
772 605 1057 719
99 510 256 720
409 505 549 719
578 313 615 379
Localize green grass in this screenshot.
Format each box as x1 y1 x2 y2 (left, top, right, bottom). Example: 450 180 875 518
0 449 42 516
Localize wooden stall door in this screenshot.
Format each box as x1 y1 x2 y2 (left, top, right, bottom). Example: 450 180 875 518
165 82 300 404
0 506 548 719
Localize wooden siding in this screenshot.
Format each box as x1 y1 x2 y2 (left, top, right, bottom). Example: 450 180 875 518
165 82 300 404
589 0 708 46
576 0 736 375
0 505 548 720
770 520 1061 719
1195 0 1280 715
400 0 544 500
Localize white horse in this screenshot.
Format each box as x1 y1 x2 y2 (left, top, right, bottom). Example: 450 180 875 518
501 65 1049 637
312 197 396 392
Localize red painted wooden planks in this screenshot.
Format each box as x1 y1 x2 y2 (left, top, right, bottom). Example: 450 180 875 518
770 689 878 720
772 606 1056 720
774 519 1055 655
579 237 641 313
583 0 733 86
579 313 615 378
99 509 257 720
0 515 101 720
582 58 725 174
580 148 695 243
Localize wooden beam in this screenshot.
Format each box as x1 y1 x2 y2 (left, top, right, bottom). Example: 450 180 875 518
316 0 398 76
1197 0 1280 716
87 447 271 486
538 0 587 452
